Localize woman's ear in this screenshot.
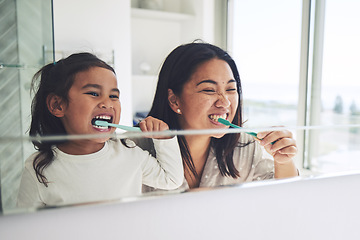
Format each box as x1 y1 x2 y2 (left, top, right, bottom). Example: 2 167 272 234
168 89 181 114
46 94 65 117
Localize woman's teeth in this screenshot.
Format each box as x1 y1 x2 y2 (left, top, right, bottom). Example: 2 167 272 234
209 114 227 122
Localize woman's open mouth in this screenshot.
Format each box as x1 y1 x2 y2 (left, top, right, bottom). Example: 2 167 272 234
209 113 228 123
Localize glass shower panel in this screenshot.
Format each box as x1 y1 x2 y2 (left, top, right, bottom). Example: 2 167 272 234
0 0 54 212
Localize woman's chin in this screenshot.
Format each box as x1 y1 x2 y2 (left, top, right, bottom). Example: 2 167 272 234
211 133 226 139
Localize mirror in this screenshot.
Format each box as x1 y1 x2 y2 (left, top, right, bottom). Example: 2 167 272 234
3 126 360 215
2 0 360 216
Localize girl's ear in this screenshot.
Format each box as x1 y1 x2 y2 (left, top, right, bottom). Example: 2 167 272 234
46 94 65 117
167 89 181 114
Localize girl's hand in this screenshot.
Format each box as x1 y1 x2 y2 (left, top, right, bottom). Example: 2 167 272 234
139 116 171 139
256 128 297 164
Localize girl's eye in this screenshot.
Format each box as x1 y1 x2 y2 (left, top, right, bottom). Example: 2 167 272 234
85 92 99 97
110 95 119 99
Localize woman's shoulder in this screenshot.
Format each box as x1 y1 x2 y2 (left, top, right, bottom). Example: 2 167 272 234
237 133 257 147
233 133 263 160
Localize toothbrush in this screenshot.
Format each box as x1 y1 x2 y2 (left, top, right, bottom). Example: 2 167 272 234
217 118 258 137
217 118 275 144
94 120 141 132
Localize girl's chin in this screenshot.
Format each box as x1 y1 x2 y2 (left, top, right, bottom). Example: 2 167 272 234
92 126 115 134
93 128 112 133
91 130 113 143
93 137 110 142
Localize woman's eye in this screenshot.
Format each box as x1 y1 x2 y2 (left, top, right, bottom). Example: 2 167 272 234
226 88 237 92
202 89 216 93
85 92 99 97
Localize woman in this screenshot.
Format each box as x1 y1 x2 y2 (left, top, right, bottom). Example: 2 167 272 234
137 42 298 190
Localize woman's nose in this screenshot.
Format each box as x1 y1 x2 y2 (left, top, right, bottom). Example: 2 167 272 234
215 93 231 108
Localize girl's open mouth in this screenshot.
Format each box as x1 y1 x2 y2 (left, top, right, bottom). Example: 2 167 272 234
91 115 113 130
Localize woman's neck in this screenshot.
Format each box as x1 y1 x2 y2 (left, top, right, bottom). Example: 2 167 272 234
185 135 211 159
184 135 211 189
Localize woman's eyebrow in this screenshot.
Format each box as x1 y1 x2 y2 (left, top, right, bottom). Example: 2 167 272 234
196 80 217 86
196 79 236 86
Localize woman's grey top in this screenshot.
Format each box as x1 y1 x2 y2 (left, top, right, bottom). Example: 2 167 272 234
133 133 274 193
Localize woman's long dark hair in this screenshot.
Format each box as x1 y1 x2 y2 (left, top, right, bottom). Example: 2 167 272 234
148 42 244 180
30 52 115 186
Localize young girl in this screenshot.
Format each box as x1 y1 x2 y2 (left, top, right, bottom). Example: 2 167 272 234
17 52 183 208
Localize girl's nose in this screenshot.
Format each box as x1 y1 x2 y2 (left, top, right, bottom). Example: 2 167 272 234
99 98 113 109
215 93 231 108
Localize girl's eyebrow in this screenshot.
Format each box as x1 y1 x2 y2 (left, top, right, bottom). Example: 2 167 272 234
81 84 120 93
82 83 101 89
196 79 236 86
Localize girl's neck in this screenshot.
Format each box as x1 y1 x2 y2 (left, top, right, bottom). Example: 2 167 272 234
184 135 212 189
57 140 105 155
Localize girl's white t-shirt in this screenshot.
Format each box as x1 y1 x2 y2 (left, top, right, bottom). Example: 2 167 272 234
17 137 183 208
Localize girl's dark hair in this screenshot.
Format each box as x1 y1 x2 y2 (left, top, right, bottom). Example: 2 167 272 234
30 52 115 186
148 42 244 180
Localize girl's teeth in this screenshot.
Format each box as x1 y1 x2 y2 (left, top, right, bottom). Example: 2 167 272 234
95 115 111 120
94 125 108 130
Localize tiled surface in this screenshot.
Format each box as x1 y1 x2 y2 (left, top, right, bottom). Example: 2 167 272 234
0 0 23 211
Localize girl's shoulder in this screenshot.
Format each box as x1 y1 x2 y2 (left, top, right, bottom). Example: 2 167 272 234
115 137 155 152
106 138 151 156
24 151 42 167
107 138 138 148
22 152 44 182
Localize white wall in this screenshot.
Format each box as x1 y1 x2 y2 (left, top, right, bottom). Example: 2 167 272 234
53 0 218 121
131 0 216 115
53 0 133 125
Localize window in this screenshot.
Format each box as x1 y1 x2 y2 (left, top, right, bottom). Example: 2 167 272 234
228 0 302 128
228 0 360 173
309 0 360 172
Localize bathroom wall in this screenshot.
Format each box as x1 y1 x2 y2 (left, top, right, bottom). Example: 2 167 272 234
53 0 133 125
